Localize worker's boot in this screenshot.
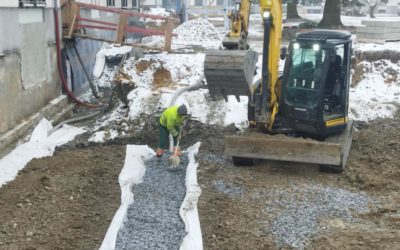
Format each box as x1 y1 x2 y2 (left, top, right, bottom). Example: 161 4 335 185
156 148 164 157
173 147 181 157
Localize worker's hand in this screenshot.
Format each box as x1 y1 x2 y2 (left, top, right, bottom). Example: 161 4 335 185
173 147 182 157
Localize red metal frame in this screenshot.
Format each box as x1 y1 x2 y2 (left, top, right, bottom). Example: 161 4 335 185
76 2 171 20
62 1 175 51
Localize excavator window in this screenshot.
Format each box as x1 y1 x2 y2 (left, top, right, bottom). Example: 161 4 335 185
285 45 327 108
323 43 348 120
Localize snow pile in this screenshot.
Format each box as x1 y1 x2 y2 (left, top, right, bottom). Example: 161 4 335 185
145 53 205 85
122 53 205 119
349 59 400 121
93 43 132 78
120 52 248 127
174 18 221 44
0 119 85 188
142 18 222 49
144 7 170 17
123 58 163 118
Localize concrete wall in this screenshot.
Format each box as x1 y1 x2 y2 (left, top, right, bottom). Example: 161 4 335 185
0 8 61 134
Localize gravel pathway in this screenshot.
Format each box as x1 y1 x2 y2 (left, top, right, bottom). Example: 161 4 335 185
115 153 188 250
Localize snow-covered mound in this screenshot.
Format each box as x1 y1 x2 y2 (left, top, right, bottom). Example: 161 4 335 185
174 18 221 44
348 42 400 121
350 60 400 121
93 43 132 78
142 18 221 49
144 7 171 17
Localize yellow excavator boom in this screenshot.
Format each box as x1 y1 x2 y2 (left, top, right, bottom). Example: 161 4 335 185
259 0 282 129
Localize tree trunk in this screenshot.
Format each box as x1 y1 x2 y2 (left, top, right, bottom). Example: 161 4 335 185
287 2 301 19
318 0 343 27
369 4 377 18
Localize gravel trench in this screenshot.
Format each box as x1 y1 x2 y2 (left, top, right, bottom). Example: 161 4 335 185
115 153 189 250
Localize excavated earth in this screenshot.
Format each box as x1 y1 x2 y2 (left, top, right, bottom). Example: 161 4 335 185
0 45 400 248
0 109 399 249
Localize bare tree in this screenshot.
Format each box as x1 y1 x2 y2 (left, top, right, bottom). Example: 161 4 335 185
318 0 343 27
286 0 301 19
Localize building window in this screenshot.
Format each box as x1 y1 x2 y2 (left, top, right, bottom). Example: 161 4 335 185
195 0 203 6
107 0 115 6
217 0 224 5
122 0 128 8
132 0 138 8
19 0 46 8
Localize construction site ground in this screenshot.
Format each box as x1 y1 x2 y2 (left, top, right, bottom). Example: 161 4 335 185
0 111 399 249
1 14 400 250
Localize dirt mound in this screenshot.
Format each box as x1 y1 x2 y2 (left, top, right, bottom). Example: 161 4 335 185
345 113 400 191
0 145 125 249
354 49 400 63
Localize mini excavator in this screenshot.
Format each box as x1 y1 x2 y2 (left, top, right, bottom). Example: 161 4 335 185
204 0 353 173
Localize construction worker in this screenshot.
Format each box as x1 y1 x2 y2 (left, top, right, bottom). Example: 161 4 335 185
156 104 188 157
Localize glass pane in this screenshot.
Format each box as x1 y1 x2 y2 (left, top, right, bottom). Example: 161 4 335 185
285 46 327 108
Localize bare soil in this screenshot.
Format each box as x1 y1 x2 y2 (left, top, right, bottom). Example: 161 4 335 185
0 110 399 249
3 15 399 250
197 113 400 249
0 145 125 250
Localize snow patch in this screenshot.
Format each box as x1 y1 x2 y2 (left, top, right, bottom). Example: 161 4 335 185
0 119 85 188
354 41 400 52
142 18 222 49
144 7 170 17
350 70 400 121
100 145 155 250
93 43 132 78
88 129 119 143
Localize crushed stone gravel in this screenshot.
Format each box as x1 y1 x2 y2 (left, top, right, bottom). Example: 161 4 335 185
257 184 377 249
115 153 188 250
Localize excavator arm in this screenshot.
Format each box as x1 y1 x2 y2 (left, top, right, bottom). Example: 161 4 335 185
258 0 282 130
223 0 252 50
205 0 282 129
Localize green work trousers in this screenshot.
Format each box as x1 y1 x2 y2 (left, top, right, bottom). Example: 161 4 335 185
158 122 179 150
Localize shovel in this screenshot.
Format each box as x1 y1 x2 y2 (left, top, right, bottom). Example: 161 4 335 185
168 129 182 168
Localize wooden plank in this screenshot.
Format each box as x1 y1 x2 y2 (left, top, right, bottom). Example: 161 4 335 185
115 13 128 44
67 12 77 39
225 134 342 166
163 19 174 52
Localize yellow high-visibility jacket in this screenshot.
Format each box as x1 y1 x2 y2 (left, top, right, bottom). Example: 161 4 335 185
159 105 183 137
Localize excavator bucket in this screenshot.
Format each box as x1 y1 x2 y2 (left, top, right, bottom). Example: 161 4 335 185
225 121 354 171
204 50 258 100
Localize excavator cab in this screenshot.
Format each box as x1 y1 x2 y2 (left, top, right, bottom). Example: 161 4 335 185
279 30 352 137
